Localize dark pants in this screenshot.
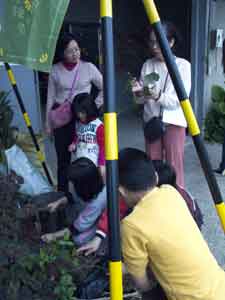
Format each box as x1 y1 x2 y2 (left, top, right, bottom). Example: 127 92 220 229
220 134 225 170
142 284 167 300
54 121 74 193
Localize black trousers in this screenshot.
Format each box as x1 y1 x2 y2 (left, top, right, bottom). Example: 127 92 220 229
219 133 225 170
54 121 74 193
142 284 167 300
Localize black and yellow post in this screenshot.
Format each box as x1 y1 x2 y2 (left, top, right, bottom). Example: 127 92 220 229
4 63 53 186
142 0 225 232
100 1 123 300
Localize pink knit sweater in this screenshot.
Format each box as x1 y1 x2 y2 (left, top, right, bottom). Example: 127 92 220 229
46 60 103 129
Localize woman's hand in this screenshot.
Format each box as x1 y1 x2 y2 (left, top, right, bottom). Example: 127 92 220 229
68 143 76 152
131 79 144 97
144 86 161 101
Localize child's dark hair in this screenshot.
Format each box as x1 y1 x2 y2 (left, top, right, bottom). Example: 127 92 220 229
67 158 104 201
152 160 176 187
72 93 99 120
149 21 182 55
118 148 157 191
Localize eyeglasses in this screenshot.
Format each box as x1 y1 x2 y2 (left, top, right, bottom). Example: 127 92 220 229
65 48 80 55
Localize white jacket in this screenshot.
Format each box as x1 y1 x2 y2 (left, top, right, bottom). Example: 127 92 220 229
137 57 191 128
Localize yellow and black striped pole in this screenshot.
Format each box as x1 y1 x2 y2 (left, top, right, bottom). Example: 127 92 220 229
143 0 225 232
100 1 123 300
4 63 53 186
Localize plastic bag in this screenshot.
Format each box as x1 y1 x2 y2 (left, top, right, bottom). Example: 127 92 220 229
16 133 56 186
5 145 53 196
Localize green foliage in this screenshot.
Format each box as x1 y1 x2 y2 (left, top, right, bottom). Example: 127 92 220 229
125 71 160 94
54 270 76 300
0 233 79 300
0 171 105 299
0 90 17 150
143 72 160 87
204 85 225 143
125 72 160 114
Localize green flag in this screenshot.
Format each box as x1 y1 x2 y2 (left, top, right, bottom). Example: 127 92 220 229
0 0 70 72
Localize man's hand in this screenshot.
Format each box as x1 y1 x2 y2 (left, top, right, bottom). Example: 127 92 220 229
77 236 102 256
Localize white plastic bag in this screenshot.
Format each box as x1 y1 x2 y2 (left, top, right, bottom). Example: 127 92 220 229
5 145 53 196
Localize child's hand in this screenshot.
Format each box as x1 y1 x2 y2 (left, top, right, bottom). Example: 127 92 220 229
77 236 102 256
47 197 67 212
68 143 76 152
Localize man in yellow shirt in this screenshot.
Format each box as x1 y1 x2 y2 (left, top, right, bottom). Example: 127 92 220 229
119 148 225 300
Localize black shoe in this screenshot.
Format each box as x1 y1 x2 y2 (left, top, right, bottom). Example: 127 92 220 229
214 168 225 175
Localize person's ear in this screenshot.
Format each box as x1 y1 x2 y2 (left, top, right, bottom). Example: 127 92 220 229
169 38 175 49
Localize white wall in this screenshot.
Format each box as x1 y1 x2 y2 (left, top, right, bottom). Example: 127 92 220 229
204 0 225 115
0 64 42 133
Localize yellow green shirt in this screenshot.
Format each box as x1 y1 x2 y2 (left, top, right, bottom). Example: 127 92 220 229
121 185 225 300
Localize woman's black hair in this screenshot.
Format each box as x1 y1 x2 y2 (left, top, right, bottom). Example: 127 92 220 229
72 93 99 120
118 148 157 191
57 33 82 61
149 21 182 55
152 160 177 187
67 157 104 201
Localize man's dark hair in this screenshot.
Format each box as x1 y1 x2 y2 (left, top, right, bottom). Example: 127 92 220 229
67 158 103 201
72 93 99 120
118 148 157 191
152 160 176 187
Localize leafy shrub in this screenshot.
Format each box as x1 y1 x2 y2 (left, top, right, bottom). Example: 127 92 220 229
204 85 225 143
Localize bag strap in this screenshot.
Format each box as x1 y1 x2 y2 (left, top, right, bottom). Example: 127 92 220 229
159 72 169 118
67 62 80 101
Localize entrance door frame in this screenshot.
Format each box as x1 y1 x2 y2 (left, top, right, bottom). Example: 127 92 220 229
191 0 210 129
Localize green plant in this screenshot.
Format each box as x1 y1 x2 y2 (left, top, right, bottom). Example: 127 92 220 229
143 72 160 87
0 91 17 149
204 85 225 143
125 71 160 115
126 71 160 94
54 270 76 300
0 234 79 299
0 91 18 169
143 72 160 96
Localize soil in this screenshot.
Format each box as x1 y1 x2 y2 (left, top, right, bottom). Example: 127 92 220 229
0 173 137 300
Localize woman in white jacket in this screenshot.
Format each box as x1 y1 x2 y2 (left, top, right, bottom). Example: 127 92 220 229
132 22 191 187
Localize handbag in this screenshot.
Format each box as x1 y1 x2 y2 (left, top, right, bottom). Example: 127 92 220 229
144 72 169 143
49 63 80 129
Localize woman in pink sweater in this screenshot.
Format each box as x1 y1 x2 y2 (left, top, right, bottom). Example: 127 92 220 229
46 33 103 194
